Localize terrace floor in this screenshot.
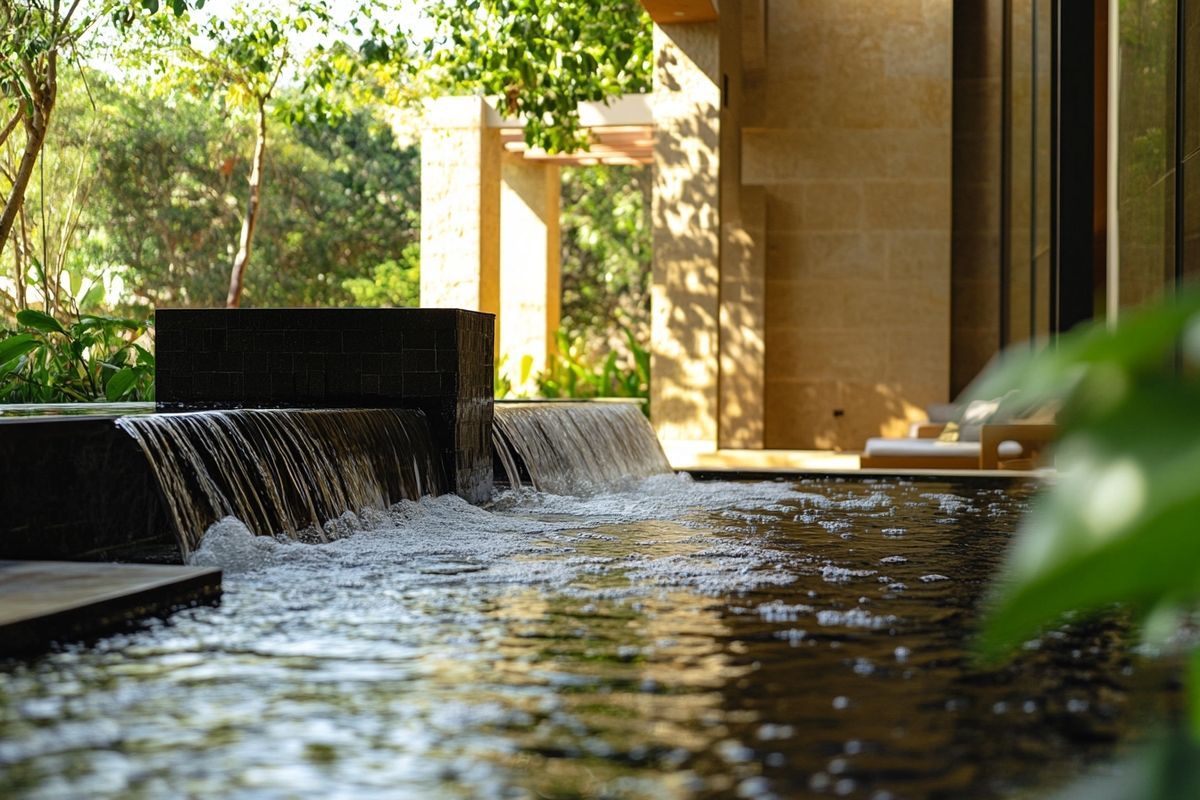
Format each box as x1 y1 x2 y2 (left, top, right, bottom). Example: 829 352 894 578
664 446 1047 480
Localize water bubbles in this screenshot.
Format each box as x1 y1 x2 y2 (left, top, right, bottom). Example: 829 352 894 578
716 740 756 763
833 696 851 710
757 724 796 741
774 629 808 646
919 574 951 583
758 601 814 622
882 528 906 537
893 646 911 663
817 609 898 630
879 555 908 564
820 565 878 584
737 776 774 798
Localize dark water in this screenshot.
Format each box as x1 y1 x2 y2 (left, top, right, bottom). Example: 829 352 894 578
0 477 1175 799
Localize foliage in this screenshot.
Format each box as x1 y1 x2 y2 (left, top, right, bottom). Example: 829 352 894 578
0 0 198 262
0 73 108 322
342 246 420 308
534 327 649 409
10 76 422 316
0 308 153 402
559 164 651 364
422 0 652 153
126 0 404 306
974 285 1200 793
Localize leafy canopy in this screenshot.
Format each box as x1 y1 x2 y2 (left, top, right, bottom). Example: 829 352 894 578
423 0 652 152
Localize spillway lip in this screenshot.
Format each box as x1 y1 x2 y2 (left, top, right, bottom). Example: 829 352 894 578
494 398 646 405
0 402 155 420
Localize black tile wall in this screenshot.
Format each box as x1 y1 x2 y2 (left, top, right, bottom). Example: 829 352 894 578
0 416 177 561
155 308 495 503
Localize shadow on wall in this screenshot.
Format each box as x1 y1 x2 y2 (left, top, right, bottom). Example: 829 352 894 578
650 27 721 443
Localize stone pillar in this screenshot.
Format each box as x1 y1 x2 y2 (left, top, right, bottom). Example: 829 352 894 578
718 0 766 449
651 21 722 457
420 98 502 337
499 156 561 393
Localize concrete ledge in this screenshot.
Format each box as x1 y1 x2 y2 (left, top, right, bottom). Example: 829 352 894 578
0 561 221 657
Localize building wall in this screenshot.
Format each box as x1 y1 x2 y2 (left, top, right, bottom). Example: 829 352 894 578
951 1 1004 396
650 22 722 453
742 0 953 449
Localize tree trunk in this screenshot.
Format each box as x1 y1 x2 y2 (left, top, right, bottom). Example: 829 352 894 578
0 98 54 265
226 101 269 308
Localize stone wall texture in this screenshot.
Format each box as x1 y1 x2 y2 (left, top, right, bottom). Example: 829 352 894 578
156 308 495 504
741 0 954 449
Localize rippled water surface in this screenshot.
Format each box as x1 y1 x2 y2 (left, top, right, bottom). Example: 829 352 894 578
0 477 1173 799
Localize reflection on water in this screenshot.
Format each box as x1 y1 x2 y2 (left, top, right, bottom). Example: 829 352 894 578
0 477 1176 799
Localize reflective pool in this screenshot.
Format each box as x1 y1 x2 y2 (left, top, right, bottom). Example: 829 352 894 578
0 477 1174 799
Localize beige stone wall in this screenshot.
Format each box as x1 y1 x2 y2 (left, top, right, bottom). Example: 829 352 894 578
651 22 722 453
719 1 766 449
499 156 561 392
420 98 501 334
742 0 954 449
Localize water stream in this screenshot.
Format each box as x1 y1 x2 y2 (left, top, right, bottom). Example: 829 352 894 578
117 408 442 556
493 402 672 494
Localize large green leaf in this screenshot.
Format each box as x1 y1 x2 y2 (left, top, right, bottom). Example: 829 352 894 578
16 309 66 335
0 334 39 366
979 383 1200 659
105 367 140 402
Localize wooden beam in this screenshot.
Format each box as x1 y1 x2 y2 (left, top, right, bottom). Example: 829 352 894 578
641 0 719 24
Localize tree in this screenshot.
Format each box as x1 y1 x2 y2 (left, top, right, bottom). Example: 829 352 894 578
0 0 196 275
422 0 652 153
132 0 401 307
73 78 421 311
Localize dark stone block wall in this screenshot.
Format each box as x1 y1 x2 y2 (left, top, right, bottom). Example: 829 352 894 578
155 308 495 503
0 416 176 561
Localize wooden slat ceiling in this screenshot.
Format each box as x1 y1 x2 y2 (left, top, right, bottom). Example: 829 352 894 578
640 0 719 24
500 125 655 166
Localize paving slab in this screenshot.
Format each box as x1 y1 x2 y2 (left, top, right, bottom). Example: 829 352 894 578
0 560 221 657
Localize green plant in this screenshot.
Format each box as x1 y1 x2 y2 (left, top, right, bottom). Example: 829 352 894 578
0 309 154 403
536 327 649 409
560 165 651 364
974 285 1200 794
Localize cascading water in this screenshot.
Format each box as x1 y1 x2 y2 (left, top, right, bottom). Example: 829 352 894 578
492 401 673 494
117 408 442 556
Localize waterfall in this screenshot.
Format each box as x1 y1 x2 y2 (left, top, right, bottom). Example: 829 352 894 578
118 408 442 556
492 402 672 494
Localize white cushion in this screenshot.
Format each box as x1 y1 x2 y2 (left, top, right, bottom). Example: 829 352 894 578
996 440 1023 459
864 438 980 458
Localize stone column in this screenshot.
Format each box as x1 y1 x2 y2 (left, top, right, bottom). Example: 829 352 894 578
420 98 502 338
651 21 722 458
718 0 766 449
499 156 561 393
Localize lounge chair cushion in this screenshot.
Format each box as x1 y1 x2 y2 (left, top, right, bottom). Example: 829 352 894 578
864 438 1023 460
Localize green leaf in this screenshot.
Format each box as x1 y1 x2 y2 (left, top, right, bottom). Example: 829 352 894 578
0 334 39 367
16 309 66 335
105 367 140 402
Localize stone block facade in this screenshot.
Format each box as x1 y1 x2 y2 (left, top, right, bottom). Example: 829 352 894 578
155 308 495 503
